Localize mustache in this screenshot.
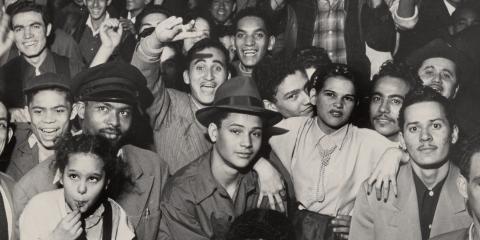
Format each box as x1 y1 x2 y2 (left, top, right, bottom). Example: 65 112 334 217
373 114 395 122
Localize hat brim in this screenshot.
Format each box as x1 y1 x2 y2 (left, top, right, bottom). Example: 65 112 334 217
196 105 283 127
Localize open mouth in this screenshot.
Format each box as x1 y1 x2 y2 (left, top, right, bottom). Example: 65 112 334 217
201 82 217 92
75 200 88 210
429 84 443 93
242 49 258 57
329 110 343 118
23 41 37 47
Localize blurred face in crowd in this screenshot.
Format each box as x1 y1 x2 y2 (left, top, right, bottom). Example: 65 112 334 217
28 89 72 149
266 70 313 118
126 0 150 13
401 101 458 168
209 112 263 170
369 76 410 142
139 12 168 34
184 47 229 106
12 11 51 59
84 0 111 21
210 0 236 24
458 152 480 224
78 101 133 145
61 152 107 214
219 35 235 61
310 76 356 134
0 102 11 154
234 16 275 70
183 17 211 53
418 57 459 99
451 8 480 34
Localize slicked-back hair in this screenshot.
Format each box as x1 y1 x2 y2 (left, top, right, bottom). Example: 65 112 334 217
7 1 51 29
398 86 455 131
309 63 359 96
252 56 306 103
185 38 229 69
233 7 272 36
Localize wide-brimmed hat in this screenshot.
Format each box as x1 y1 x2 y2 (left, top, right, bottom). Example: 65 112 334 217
406 38 476 86
196 76 282 127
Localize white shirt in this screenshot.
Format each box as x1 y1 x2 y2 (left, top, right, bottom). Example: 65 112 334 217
443 0 456 15
86 12 111 36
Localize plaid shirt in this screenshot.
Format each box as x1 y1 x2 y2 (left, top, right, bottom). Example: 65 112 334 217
312 0 347 64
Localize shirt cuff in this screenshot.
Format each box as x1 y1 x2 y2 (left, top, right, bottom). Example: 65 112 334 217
390 2 418 30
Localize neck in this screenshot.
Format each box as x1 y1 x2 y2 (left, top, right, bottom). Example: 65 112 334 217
411 160 450 189
239 62 253 74
91 14 106 31
473 219 480 240
24 48 48 68
37 143 55 162
191 95 209 110
316 117 338 135
211 146 241 198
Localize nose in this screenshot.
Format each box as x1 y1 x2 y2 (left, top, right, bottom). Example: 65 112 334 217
420 128 432 142
107 112 120 127
43 110 56 123
431 73 441 84
333 98 344 109
24 26 33 39
245 34 254 46
77 181 87 195
378 99 390 113
240 133 253 148
93 0 99 6
205 68 214 81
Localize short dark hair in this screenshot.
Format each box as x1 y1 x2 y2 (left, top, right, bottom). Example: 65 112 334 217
134 5 171 34
371 60 420 94
25 87 73 106
253 56 306 102
457 135 480 179
185 38 229 69
209 110 266 130
7 1 51 28
233 7 272 36
226 209 294 240
398 86 455 130
310 63 359 96
292 47 332 73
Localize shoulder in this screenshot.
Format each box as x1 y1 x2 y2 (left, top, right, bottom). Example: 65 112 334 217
23 189 62 214
353 126 397 147
0 172 14 191
162 157 206 200
122 145 169 174
15 156 57 193
430 228 469 240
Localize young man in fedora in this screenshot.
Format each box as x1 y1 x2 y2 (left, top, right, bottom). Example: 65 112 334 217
158 76 284 240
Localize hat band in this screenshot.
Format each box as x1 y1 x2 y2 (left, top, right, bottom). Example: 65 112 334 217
215 96 263 108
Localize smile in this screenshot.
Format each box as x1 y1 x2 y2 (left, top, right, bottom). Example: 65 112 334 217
242 49 258 57
329 110 343 118
235 152 253 159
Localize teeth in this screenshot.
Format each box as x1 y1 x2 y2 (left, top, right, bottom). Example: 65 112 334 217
243 50 257 56
41 129 57 133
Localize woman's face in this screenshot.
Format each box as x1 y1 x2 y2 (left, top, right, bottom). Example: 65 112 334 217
61 152 107 213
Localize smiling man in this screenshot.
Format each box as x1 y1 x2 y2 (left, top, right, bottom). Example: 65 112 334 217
6 73 73 181
232 8 275 78
350 86 471 240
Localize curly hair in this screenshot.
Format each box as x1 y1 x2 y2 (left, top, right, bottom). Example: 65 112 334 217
55 134 132 198
233 7 272 36
456 135 480 179
252 56 306 102
292 46 332 72
371 60 420 93
309 63 359 95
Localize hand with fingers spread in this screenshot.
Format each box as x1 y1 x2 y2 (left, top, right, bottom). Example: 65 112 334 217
0 12 14 58
49 209 83 240
9 108 30 123
367 147 408 201
152 16 204 45
254 158 286 212
330 215 351 239
99 18 123 50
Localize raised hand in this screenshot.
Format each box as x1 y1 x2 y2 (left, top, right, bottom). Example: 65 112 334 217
49 209 83 240
99 18 123 50
119 17 135 34
0 12 14 58
153 16 204 44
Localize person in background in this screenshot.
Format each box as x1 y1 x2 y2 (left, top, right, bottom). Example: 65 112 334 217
0 99 15 240
291 46 332 80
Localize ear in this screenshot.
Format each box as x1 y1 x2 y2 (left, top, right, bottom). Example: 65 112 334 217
46 23 52 37
7 126 13 144
59 174 64 185
309 88 317 106
107 0 112 5
267 35 276 51
451 124 459 144
227 71 231 80
232 2 237 12
263 99 278 112
399 132 407 151
457 174 468 199
105 179 111 190
75 102 86 120
183 70 190 85
24 106 32 123
452 85 459 99
207 123 218 143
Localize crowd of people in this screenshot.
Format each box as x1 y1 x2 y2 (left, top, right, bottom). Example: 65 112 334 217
0 0 479 239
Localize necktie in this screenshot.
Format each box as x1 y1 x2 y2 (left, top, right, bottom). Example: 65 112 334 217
0 189 9 240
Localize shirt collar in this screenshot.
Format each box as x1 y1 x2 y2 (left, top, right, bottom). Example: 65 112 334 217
443 0 456 15
312 118 350 150
86 12 110 36
28 133 39 149
127 12 136 23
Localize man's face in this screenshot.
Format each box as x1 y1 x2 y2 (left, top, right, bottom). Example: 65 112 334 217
312 76 356 134
80 101 133 145
28 90 72 149
139 12 167 33
272 70 313 118
369 76 410 141
210 0 235 24
0 102 10 154
418 57 458 99
460 152 480 222
402 101 457 168
85 0 111 21
12 11 51 58
184 47 228 106
452 8 480 34
234 16 273 69
183 17 210 53
126 0 148 12
209 112 263 170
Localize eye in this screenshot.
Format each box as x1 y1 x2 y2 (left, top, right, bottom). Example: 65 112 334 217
391 98 403 105
97 106 108 112
230 128 242 135
87 176 99 183
287 93 298 100
13 27 22 33
254 32 265 39
32 109 42 114
56 108 66 113
32 24 42 30
324 92 335 97
119 110 131 118
440 71 453 81
69 174 79 180
408 126 418 133
0 123 7 129
371 96 381 103
213 64 224 73
432 123 442 129
235 32 245 39
252 130 262 138
344 96 355 102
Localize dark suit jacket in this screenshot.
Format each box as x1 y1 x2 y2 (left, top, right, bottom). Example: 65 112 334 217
430 228 469 240
5 124 38 182
350 163 471 240
0 172 15 240
13 144 169 240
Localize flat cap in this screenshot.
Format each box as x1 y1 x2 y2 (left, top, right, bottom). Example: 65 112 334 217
23 72 71 93
71 61 153 109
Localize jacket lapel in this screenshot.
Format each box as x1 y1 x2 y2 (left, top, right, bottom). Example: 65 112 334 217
15 140 39 176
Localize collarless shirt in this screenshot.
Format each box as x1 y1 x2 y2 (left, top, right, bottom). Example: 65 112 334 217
413 169 448 240
86 12 110 36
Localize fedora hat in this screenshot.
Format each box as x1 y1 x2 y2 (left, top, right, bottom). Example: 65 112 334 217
196 76 282 127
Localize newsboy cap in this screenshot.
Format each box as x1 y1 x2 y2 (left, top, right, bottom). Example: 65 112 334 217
23 72 71 93
71 61 153 109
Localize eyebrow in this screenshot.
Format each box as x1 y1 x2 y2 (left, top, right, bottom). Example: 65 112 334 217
193 59 206 65
13 21 43 28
